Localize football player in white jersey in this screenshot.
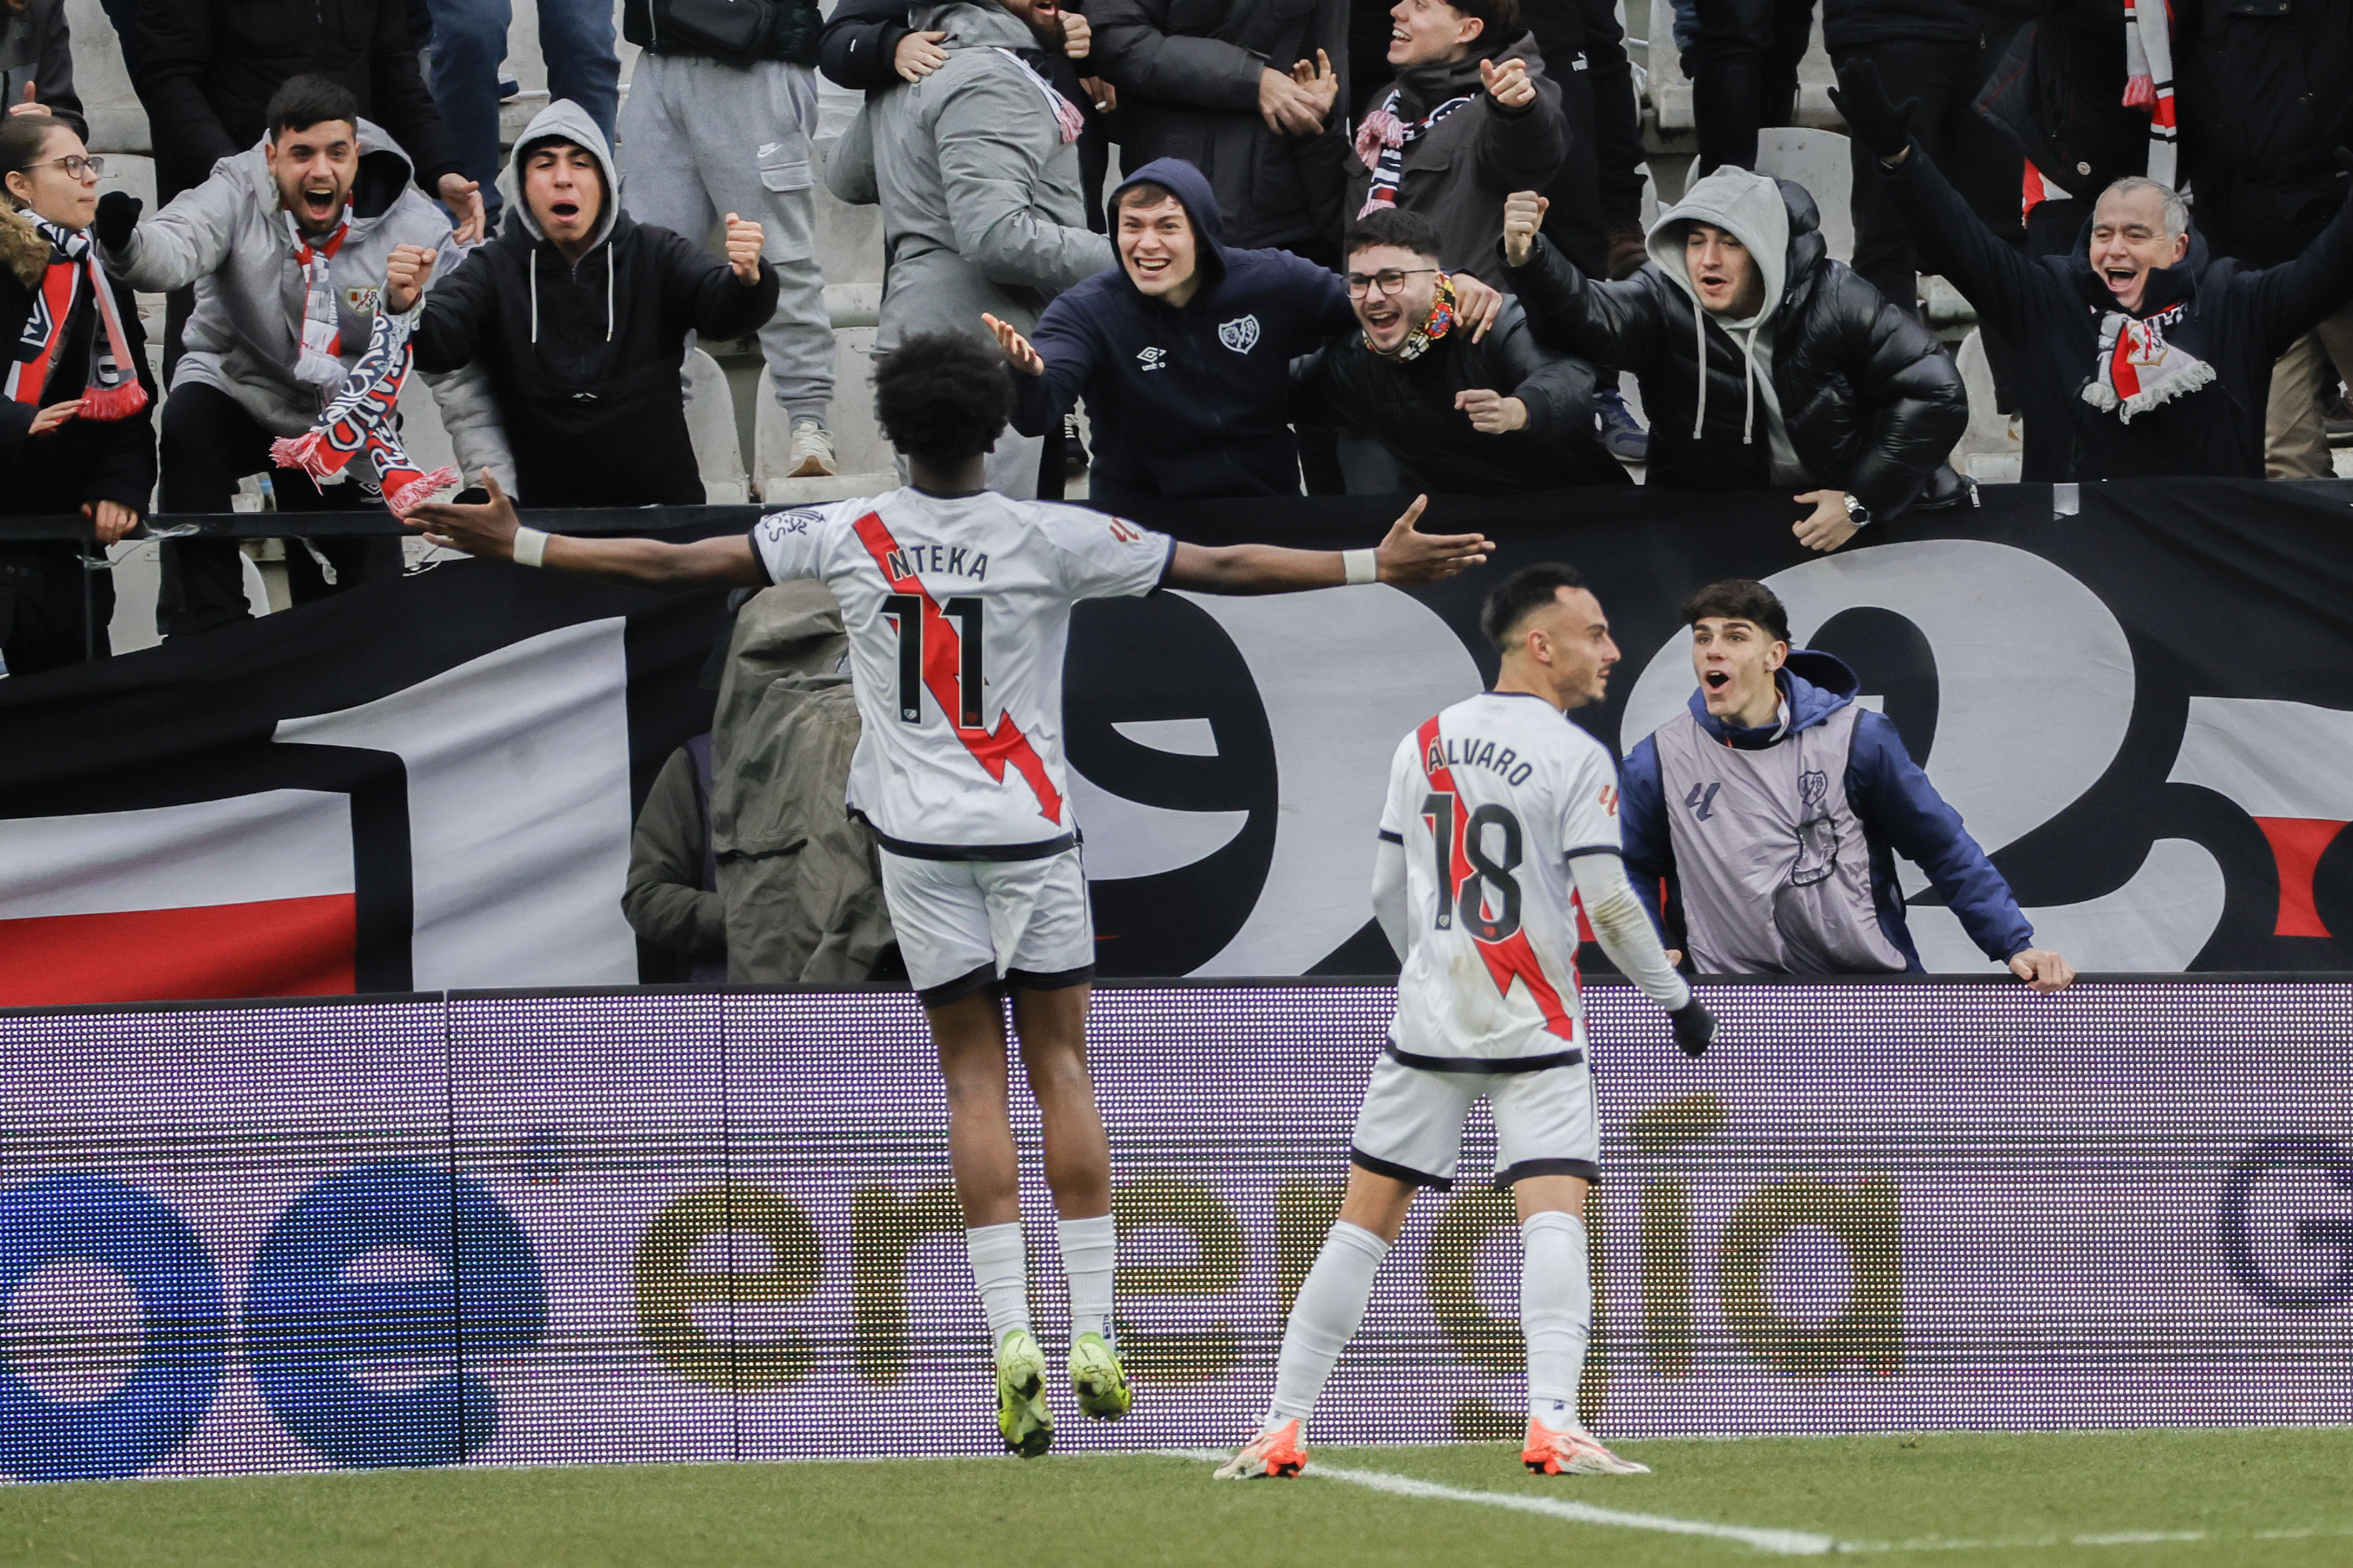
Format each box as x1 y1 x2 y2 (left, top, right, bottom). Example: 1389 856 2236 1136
409 332 1494 1458
1215 563 1716 1483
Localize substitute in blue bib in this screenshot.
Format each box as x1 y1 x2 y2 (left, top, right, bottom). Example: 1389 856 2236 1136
1620 577 2074 989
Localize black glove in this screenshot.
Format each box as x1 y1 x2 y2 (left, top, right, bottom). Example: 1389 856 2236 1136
94 191 141 253
1829 58 1918 163
1668 995 1715 1057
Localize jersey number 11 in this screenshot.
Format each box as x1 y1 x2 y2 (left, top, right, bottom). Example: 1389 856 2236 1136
883 594 985 728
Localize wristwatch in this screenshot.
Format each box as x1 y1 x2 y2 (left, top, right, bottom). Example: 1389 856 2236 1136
1842 494 1872 527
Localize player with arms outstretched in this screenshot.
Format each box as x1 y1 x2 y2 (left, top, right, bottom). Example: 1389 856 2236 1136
407 332 1494 1458
1215 564 1713 1483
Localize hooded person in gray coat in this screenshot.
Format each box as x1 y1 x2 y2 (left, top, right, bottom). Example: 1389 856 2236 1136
96 75 509 637
387 97 780 508
826 0 1111 498
1501 166 1969 550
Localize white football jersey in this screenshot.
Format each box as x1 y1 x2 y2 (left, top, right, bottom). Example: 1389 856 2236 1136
750 489 1174 852
1379 691 1623 1065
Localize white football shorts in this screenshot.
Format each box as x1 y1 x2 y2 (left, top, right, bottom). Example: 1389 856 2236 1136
1348 1049 1600 1190
877 845 1096 1005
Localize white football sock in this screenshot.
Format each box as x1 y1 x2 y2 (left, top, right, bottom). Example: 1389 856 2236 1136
1521 1211 1592 1432
1267 1221 1389 1427
965 1221 1030 1342
1056 1213 1117 1342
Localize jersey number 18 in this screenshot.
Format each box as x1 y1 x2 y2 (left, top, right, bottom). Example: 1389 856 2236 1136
1421 793 1524 942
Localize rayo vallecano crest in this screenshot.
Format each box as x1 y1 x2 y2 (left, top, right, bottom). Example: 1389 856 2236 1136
1217 314 1260 354
344 284 383 317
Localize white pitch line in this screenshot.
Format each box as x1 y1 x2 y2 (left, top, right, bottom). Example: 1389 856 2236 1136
1151 1450 2353 1559
1153 1450 1834 1556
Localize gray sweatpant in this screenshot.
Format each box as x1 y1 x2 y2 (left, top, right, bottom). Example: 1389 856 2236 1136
618 53 835 423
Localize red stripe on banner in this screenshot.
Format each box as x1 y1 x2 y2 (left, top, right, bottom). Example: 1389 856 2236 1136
0 895 357 1005
1416 715 1577 1041
849 510 1064 825
2253 817 2349 940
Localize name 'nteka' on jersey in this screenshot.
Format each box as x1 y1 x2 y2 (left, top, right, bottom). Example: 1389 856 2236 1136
1379 691 1625 1065
750 489 1176 854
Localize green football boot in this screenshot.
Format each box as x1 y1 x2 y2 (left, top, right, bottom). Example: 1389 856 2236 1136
995 1327 1054 1458
1068 1330 1132 1421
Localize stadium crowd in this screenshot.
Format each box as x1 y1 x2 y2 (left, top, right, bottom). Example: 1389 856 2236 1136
2 0 2350 979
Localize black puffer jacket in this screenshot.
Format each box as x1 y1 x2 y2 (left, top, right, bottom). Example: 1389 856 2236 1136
1502 171 1966 519
2177 0 2353 269
1086 0 1350 252
1290 298 1627 494
133 0 460 200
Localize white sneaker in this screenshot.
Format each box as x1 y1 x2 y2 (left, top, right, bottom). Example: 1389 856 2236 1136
1522 1418 1650 1475
786 418 837 478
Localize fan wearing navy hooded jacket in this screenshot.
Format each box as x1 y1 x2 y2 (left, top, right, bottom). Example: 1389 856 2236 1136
383 99 780 507
1620 579 2072 988
991 158 1356 511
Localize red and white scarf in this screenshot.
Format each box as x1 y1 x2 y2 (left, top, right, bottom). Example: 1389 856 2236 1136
2082 299 2212 423
6 214 147 420
1354 87 1476 219
269 304 457 519
2121 0 2177 188
288 209 353 392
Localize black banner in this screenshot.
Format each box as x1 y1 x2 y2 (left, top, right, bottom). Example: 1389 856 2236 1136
2 478 2348 997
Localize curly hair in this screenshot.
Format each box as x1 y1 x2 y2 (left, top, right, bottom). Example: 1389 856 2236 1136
871 332 1014 466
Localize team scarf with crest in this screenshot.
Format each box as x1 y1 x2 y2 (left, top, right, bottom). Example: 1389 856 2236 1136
269 304 457 519
1353 87 1475 218
2081 299 2213 423
2121 0 2178 187
288 209 354 391
6 214 148 419
1369 272 1458 363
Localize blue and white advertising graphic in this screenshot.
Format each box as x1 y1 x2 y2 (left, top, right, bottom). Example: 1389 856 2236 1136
2 982 2348 1482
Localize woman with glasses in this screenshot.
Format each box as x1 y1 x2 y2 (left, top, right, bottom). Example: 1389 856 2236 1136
0 113 154 676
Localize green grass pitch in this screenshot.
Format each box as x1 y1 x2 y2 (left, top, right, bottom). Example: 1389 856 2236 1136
3 1430 2349 1567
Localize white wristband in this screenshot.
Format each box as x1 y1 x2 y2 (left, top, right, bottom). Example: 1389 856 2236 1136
511 526 549 568
1342 547 1378 587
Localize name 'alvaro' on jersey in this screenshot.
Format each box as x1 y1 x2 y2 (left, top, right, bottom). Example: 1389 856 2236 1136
1379 691 1627 1064
749 489 1175 853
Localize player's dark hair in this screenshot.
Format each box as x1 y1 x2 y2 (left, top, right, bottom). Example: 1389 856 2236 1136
1481 562 1588 651
1681 579 1790 643
871 332 1013 465
1345 205 1444 264
266 74 361 143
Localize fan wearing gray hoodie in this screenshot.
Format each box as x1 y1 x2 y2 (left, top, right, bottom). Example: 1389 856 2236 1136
387 99 780 508
1500 166 1968 551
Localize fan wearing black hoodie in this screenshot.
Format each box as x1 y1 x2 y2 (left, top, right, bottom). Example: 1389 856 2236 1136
1838 57 2353 481
384 99 780 507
